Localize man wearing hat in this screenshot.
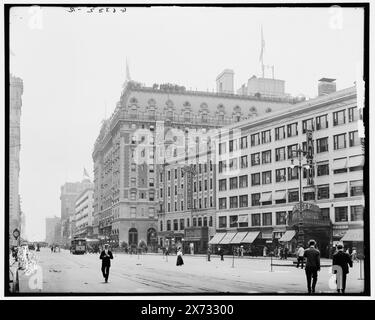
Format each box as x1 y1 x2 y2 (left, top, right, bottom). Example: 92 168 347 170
332 244 353 293
303 239 321 294
100 244 113 283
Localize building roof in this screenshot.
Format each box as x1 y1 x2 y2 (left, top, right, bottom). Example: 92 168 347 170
319 78 336 82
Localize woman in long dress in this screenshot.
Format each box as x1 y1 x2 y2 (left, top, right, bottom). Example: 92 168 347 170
176 248 184 266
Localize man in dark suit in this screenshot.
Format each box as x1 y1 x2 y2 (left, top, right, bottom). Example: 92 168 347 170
303 239 320 294
100 244 113 283
332 244 353 293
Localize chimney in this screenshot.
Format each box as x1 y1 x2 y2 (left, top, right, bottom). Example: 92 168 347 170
318 78 336 96
216 69 234 94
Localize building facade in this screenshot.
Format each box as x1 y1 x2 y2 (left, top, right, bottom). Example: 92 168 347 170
9 75 24 241
74 187 94 238
60 179 94 246
45 216 60 245
213 84 364 257
92 72 300 250
157 149 217 254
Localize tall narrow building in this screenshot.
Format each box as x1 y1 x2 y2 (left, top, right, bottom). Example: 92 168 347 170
9 74 24 241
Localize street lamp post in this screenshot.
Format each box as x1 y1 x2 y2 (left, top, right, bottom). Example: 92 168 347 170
290 144 309 248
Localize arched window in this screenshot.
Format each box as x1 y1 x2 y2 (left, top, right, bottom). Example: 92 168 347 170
184 111 191 122
147 228 157 246
128 228 138 246
203 217 208 226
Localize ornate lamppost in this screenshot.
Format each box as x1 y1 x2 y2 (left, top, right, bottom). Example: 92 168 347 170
290 144 311 247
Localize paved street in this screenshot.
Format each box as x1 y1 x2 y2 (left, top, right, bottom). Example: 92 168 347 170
19 248 365 294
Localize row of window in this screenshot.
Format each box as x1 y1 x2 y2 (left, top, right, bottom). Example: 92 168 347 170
218 182 363 209
218 205 363 228
161 215 214 232
218 131 361 173
166 196 214 212
218 107 359 154
161 162 214 182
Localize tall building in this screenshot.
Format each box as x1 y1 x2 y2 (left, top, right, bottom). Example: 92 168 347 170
212 83 364 257
60 178 94 246
92 71 300 250
45 216 60 245
158 145 216 254
9 74 24 240
74 187 94 238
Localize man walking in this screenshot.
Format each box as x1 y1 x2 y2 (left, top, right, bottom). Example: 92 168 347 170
218 247 224 261
100 244 113 283
332 244 353 293
303 240 320 294
296 245 305 269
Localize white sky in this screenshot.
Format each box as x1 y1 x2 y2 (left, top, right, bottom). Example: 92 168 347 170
9 5 364 241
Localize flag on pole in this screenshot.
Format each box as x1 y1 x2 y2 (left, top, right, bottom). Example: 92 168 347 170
83 168 90 179
259 25 265 62
126 58 131 81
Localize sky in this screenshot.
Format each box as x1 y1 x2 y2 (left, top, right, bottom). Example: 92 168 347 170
9 5 364 241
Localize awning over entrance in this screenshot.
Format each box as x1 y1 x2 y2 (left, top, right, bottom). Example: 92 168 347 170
218 232 237 244
240 231 260 244
229 232 248 244
208 233 226 245
341 229 363 242
278 230 296 242
333 158 347 170
348 155 364 168
274 190 286 200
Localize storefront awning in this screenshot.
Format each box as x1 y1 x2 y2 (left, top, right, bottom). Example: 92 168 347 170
333 182 348 194
333 158 347 170
208 233 226 245
341 229 363 242
230 232 248 244
348 155 364 168
240 231 260 244
218 232 237 244
259 192 272 202
274 190 286 200
278 230 296 242
238 215 248 223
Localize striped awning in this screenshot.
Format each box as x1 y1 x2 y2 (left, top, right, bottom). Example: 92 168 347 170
230 232 248 244
208 233 226 245
218 232 237 244
279 230 296 242
240 231 260 244
341 229 363 242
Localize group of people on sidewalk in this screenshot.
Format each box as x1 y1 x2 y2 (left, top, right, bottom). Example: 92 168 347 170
98 240 355 293
295 239 354 294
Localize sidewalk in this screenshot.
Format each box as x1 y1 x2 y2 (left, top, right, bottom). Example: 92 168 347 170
112 251 333 266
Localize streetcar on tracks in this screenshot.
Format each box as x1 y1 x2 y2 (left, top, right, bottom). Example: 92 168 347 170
70 238 87 254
